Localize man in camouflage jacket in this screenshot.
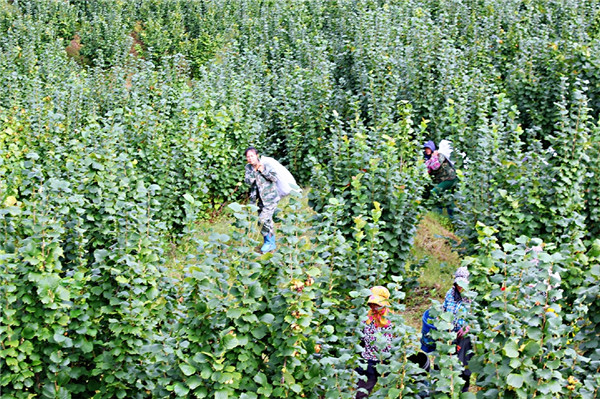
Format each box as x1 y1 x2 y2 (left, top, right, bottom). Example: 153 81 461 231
244 147 280 253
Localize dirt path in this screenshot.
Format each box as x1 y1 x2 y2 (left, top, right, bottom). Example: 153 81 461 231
402 213 462 329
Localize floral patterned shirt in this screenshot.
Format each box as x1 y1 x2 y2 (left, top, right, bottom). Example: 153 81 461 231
425 155 441 172
360 322 393 361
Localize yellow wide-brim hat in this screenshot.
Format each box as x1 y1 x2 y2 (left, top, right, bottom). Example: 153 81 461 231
367 286 390 307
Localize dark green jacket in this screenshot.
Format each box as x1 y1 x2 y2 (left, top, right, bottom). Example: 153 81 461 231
430 154 457 184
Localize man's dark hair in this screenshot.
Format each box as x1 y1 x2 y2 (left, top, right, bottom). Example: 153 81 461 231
244 147 259 156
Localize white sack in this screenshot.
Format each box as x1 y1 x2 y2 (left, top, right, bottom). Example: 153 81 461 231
438 140 455 167
261 156 300 197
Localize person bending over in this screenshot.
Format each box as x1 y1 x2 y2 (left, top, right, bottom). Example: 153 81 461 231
423 140 458 217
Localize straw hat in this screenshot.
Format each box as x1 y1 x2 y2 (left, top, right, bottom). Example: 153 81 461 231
367 286 390 307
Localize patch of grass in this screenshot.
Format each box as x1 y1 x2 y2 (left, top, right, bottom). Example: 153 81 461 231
165 190 314 273
426 210 457 234
192 189 314 240
195 211 235 238
163 208 235 278
401 286 439 331
402 212 462 329
414 213 461 286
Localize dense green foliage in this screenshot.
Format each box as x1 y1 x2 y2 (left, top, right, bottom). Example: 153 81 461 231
309 104 425 286
467 228 600 397
1 0 599 397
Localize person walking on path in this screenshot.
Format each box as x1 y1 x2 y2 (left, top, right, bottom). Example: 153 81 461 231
244 147 280 253
423 140 458 217
442 266 473 393
356 286 393 398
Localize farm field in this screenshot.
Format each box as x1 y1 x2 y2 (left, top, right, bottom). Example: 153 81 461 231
1 0 599 398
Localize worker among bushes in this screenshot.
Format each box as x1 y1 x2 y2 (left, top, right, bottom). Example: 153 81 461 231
443 266 473 392
423 140 458 217
244 147 280 253
356 286 393 398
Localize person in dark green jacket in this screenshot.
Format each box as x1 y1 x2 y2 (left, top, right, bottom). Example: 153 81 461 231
244 147 280 253
424 141 458 217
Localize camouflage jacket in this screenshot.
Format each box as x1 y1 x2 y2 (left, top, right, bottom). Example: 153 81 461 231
429 154 457 184
245 159 280 207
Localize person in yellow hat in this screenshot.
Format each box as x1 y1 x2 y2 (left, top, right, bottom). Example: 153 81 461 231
356 286 393 398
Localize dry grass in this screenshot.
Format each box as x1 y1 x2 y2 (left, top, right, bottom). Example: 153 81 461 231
413 213 461 266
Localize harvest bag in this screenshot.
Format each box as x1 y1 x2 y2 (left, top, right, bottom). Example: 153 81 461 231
261 156 300 197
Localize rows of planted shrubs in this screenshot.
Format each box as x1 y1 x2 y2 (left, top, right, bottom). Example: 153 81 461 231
1 0 599 397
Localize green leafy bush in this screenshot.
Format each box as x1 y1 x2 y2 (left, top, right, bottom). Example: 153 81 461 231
466 228 600 398
309 104 424 285
1 0 600 397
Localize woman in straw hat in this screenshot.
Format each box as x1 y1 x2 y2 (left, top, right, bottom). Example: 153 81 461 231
356 286 393 398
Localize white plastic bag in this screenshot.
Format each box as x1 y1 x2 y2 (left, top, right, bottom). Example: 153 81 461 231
438 139 455 167
261 156 300 197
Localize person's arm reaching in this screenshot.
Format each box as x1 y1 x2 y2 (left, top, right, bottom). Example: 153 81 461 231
429 153 443 171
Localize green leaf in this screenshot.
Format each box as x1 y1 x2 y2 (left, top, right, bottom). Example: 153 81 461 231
200 366 212 379
527 327 542 340
186 376 203 389
257 385 272 396
94 249 109 262
282 371 295 385
507 373 524 388
215 390 229 399
260 252 273 261
253 372 267 385
174 382 190 396
503 340 519 358
115 275 128 285
223 334 240 349
227 308 243 318
523 341 541 357
42 384 55 399
81 340 93 353
179 363 196 376
306 267 321 277
228 203 243 212
22 327 35 339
